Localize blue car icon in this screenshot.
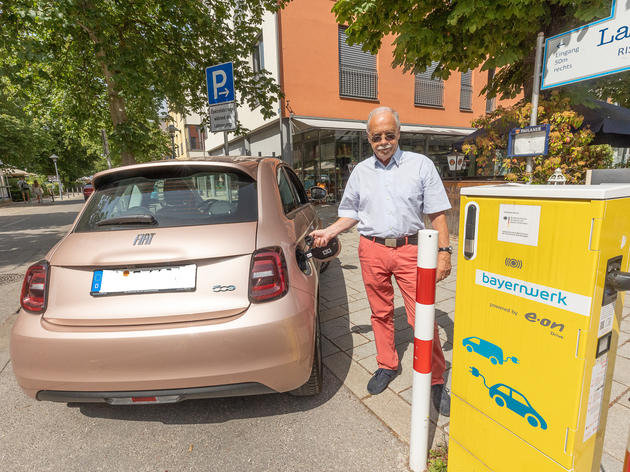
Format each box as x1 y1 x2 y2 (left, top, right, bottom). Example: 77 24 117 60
462 336 518 365
488 383 547 430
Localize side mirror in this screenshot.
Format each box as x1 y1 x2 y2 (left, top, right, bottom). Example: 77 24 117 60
304 236 341 263
309 186 327 202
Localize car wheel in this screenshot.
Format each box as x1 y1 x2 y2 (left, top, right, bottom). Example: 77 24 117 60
526 414 539 428
493 395 505 407
289 292 323 396
465 345 473 353
490 356 499 365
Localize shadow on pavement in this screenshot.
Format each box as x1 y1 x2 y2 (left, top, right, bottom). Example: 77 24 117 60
70 368 343 424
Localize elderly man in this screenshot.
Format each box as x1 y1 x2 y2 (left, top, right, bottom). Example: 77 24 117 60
309 106 452 415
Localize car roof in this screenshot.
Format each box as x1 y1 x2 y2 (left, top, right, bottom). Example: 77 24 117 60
92 156 281 189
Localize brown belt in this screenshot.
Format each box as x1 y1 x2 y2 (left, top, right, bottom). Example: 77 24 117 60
361 234 418 248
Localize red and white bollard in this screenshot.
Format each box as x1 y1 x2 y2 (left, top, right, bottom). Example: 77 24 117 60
624 424 630 472
409 229 439 472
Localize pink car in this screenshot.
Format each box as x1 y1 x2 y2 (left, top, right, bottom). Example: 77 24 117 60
12 157 335 404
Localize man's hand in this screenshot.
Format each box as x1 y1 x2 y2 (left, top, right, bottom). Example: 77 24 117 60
437 251 452 282
309 217 358 248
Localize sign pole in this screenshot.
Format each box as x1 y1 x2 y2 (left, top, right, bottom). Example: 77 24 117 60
527 32 545 177
223 131 229 156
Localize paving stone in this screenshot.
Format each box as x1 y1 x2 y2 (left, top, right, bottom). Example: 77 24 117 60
348 307 372 326
358 353 378 374
320 305 348 322
396 326 415 345
617 340 630 359
436 286 456 303
435 298 456 315
321 336 340 358
602 403 630 461
614 356 630 387
323 351 372 399
363 388 413 443
350 340 378 361
609 380 630 408
321 315 352 339
389 351 413 393
600 451 623 472
330 332 370 351
347 298 371 313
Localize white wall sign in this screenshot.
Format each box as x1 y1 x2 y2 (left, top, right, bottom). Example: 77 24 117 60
210 103 237 132
497 204 541 247
542 0 630 89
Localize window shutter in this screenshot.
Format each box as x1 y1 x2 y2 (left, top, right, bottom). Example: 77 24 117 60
415 61 444 107
338 26 377 100
460 70 473 110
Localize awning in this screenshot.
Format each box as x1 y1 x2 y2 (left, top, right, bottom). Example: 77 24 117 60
292 117 475 136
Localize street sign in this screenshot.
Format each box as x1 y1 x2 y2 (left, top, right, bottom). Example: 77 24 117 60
206 62 235 105
542 0 630 89
507 124 550 157
47 175 58 182
210 102 237 132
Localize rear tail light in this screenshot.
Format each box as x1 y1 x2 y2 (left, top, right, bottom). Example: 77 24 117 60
20 260 49 313
249 247 288 302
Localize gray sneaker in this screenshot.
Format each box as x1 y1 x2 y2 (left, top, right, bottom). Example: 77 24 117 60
367 368 397 395
431 384 451 417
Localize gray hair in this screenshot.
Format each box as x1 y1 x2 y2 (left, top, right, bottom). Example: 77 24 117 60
366 107 400 132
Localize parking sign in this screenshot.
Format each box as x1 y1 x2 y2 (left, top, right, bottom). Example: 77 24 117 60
206 62 235 105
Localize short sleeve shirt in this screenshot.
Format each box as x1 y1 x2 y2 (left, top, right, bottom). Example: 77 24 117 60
337 147 451 238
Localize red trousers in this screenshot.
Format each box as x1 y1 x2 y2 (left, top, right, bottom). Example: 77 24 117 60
358 236 446 385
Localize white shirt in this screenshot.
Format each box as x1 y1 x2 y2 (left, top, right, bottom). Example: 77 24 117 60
338 147 451 238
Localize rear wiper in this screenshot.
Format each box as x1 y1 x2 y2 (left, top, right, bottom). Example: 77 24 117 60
96 215 157 226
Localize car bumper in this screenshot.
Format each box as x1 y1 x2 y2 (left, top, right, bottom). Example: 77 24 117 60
10 288 316 400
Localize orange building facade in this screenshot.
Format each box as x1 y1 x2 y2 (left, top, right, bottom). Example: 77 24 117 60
204 0 518 201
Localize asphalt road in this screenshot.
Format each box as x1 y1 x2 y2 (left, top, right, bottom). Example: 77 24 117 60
0 198 410 472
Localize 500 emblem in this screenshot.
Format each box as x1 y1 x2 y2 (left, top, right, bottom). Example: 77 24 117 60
213 285 236 292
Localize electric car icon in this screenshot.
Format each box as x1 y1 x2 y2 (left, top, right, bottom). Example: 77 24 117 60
488 384 548 430
462 336 519 365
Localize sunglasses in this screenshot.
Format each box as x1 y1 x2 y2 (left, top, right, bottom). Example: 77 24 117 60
369 132 397 143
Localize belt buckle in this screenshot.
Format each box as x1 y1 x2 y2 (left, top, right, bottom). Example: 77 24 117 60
384 238 397 248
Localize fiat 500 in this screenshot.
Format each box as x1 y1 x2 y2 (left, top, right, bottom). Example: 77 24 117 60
12 157 335 404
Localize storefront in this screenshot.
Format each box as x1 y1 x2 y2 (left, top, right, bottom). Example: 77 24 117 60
290 123 470 202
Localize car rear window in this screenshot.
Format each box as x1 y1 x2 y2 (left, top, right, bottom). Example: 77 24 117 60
75 168 257 232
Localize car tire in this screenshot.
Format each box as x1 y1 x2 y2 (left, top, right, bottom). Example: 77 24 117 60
526 414 539 428
490 356 499 365
289 292 323 396
493 395 505 407
465 345 473 353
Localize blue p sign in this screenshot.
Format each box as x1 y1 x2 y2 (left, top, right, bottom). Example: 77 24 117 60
206 62 235 105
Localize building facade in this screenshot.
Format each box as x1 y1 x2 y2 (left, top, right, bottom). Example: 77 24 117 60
185 0 518 201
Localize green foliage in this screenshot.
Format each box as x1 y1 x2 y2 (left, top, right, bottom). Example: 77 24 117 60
1 0 285 166
462 93 613 184
428 445 448 472
332 0 630 104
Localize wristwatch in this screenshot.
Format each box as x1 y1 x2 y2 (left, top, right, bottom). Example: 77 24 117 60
438 246 453 254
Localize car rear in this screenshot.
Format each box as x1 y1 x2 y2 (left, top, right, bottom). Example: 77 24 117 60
82 183 94 200
11 159 317 403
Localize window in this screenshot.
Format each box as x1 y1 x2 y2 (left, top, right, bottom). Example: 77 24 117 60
486 68 496 113
460 70 473 111
186 125 205 152
252 34 264 74
415 62 444 107
284 167 308 204
338 26 377 100
277 167 299 214
75 169 257 232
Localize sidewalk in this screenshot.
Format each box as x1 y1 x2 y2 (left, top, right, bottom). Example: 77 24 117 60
315 203 630 471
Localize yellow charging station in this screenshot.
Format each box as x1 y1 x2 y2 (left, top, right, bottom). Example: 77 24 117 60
448 183 630 472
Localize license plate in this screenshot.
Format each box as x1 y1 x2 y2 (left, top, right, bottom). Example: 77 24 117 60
90 264 196 296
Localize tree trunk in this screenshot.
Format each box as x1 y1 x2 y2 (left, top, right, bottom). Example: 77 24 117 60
78 18 136 165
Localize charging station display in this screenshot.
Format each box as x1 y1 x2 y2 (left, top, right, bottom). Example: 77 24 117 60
448 184 630 472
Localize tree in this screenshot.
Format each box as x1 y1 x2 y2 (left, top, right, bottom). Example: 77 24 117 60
332 0 628 104
462 93 613 184
1 0 285 165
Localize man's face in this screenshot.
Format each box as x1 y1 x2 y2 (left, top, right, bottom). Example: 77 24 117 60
367 112 400 163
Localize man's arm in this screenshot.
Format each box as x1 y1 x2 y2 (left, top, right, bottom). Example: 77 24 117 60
309 217 358 248
428 211 452 282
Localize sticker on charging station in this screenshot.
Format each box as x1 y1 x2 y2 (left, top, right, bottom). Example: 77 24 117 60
476 270 592 316
497 204 541 247
598 302 615 337
584 355 607 442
